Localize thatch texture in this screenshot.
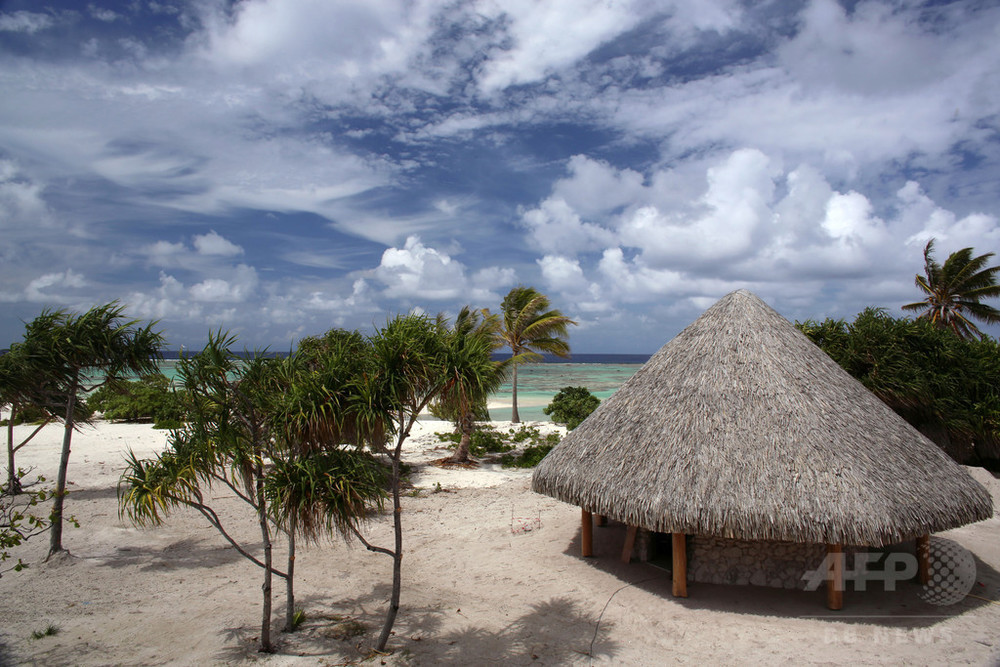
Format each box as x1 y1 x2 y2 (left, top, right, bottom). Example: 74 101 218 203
532 290 993 546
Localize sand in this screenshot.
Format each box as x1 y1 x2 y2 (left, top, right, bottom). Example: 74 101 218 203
1 418 999 666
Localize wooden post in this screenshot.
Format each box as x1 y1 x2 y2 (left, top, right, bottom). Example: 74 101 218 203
621 526 638 563
672 533 688 598
581 509 593 557
827 544 844 611
595 514 607 527
916 534 930 585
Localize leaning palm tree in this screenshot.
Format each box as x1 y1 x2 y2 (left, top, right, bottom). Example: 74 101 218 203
902 239 1000 340
17 302 163 558
498 287 576 423
438 307 510 463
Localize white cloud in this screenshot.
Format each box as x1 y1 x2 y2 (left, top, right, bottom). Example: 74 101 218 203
193 230 243 256
475 0 647 93
24 270 87 302
0 11 54 33
189 264 259 302
0 160 52 229
519 197 616 256
372 235 516 304
374 236 467 300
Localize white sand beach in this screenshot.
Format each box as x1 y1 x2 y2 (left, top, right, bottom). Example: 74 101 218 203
1 417 999 666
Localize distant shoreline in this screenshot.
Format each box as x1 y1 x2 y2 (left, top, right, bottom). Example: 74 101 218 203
155 351 652 364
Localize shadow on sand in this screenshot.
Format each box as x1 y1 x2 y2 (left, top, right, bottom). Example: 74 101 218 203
563 520 1000 631
212 582 620 665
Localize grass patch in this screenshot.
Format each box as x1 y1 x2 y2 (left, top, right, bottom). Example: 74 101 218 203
30 625 59 640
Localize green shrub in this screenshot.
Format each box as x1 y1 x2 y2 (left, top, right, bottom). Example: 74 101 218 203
0 404 51 426
500 438 559 468
435 426 515 456
434 424 561 464
543 386 600 430
87 374 186 426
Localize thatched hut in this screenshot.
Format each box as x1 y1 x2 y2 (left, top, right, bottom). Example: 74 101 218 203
532 290 993 608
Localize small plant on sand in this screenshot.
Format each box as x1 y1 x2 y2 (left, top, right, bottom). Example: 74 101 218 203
1 476 50 577
30 624 59 640
290 609 306 631
436 426 515 456
501 428 561 468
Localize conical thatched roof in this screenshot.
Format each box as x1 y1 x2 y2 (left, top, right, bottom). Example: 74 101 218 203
532 290 993 546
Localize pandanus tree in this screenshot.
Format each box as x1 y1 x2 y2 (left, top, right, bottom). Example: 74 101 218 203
15 302 163 558
498 287 576 422
902 239 1000 340
437 307 509 463
119 332 388 652
1 345 56 496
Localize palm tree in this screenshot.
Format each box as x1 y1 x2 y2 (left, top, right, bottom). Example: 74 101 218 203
1 345 56 495
17 302 163 558
120 332 389 651
438 307 510 463
902 239 1000 340
498 287 576 423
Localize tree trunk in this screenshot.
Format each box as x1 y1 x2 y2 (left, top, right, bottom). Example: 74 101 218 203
451 412 474 463
256 461 274 653
376 433 405 652
48 386 77 558
5 413 20 495
511 363 520 423
284 526 296 633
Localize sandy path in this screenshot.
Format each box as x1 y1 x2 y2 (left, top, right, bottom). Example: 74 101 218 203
1 419 999 666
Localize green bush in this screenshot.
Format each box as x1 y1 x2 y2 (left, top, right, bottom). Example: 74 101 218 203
543 386 600 430
0 404 51 426
435 426 515 456
500 436 560 468
87 374 187 428
434 424 560 465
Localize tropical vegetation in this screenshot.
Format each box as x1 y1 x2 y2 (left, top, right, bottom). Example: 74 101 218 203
798 308 1000 467
543 386 600 430
118 332 389 652
497 286 576 423
12 302 163 558
87 373 186 429
902 238 1000 340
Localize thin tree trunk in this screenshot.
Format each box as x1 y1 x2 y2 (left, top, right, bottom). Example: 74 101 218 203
511 363 520 423
48 385 77 558
256 460 274 653
454 412 473 462
284 525 296 632
376 431 406 652
5 413 19 495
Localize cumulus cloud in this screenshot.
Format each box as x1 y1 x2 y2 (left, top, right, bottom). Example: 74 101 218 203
189 264 259 302
194 230 243 256
522 147 1000 322
372 236 516 303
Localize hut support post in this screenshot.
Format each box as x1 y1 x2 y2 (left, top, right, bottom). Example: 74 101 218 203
621 526 637 563
672 533 688 598
917 534 930 585
581 510 593 558
827 544 844 610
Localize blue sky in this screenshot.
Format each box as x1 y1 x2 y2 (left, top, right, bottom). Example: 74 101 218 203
1 0 998 353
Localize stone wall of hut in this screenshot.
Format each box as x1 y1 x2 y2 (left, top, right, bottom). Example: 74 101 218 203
687 535 827 590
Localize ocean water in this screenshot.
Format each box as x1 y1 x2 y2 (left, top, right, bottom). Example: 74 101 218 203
154 354 649 424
